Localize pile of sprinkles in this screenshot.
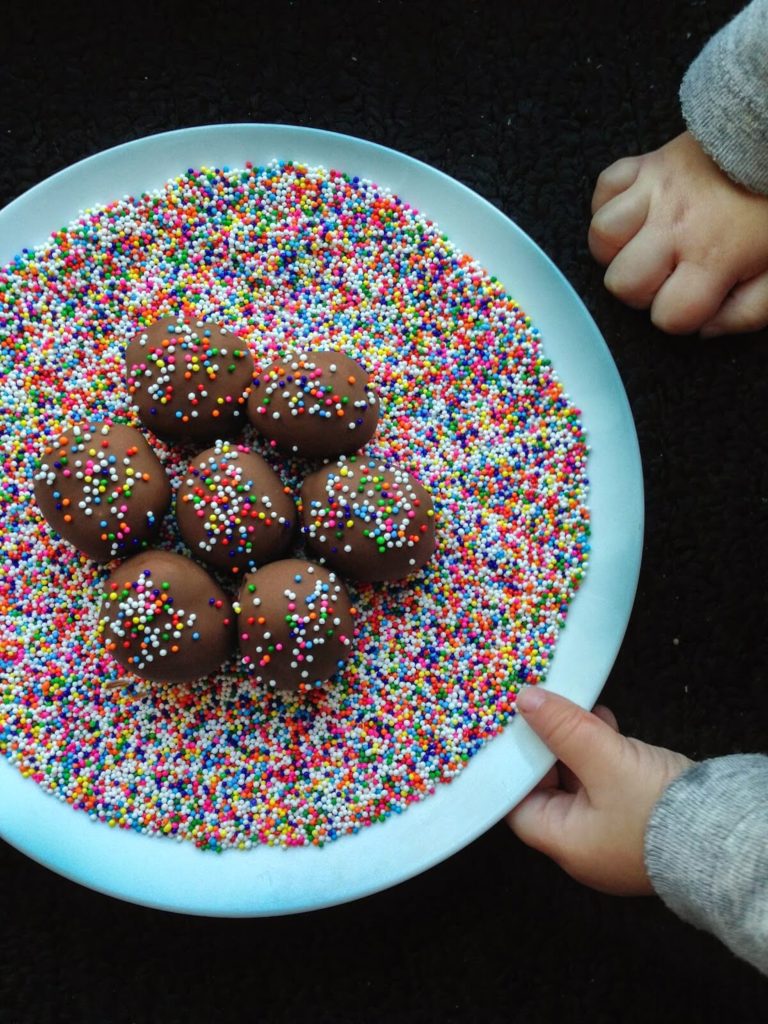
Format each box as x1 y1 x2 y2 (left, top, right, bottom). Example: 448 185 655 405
0 160 589 850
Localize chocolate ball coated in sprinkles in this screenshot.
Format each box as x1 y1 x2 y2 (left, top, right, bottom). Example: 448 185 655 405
299 455 437 583
126 316 254 444
237 558 356 692
33 422 171 562
248 350 379 458
99 550 236 684
176 440 297 575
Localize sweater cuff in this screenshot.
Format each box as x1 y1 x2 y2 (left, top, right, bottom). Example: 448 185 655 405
645 754 768 975
680 0 768 194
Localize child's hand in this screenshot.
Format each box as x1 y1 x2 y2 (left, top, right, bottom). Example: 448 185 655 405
506 687 693 896
588 130 768 337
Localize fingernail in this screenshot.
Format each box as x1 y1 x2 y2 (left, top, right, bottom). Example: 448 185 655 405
515 685 545 715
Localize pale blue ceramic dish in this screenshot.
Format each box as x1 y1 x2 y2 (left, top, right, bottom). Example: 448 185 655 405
0 125 643 916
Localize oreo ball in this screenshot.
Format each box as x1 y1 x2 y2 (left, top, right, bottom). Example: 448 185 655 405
248 350 379 458
99 550 235 684
34 422 171 562
176 440 296 575
126 316 254 444
300 455 436 582
237 559 356 692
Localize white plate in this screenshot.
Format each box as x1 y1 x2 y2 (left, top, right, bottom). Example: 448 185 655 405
0 124 643 916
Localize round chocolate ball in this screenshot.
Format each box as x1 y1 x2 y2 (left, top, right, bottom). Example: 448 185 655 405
99 550 235 684
33 422 171 562
237 559 356 692
176 440 296 575
248 350 379 458
126 316 254 444
300 455 436 582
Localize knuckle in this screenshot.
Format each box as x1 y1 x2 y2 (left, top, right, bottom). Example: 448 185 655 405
603 258 659 308
553 849 579 880
600 156 635 185
594 168 613 194
731 302 766 332
588 215 618 249
588 233 616 268
603 265 628 298
650 304 695 335
740 313 762 332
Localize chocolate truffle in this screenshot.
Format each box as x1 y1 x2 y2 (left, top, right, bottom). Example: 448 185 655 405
176 440 296 575
99 550 235 684
33 422 171 562
237 559 356 692
126 316 254 444
248 350 379 458
300 455 436 582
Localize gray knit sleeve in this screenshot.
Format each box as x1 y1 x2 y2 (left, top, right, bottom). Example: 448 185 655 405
680 0 768 194
644 754 768 975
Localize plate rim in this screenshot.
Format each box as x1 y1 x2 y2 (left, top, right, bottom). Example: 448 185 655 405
0 122 644 916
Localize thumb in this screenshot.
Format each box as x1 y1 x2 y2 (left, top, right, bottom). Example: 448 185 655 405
515 686 625 796
700 271 768 337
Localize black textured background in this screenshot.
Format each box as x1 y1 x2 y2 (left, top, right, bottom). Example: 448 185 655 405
1 1 766 1020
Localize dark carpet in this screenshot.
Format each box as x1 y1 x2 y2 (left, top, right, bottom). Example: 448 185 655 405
0 1 765 1020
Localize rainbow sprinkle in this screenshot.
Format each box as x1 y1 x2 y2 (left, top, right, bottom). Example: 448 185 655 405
0 161 589 850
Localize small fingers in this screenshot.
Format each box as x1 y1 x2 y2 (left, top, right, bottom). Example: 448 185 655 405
529 760 583 798
591 156 643 214
506 786 574 858
651 261 735 335
603 227 675 309
588 186 651 266
700 270 768 337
